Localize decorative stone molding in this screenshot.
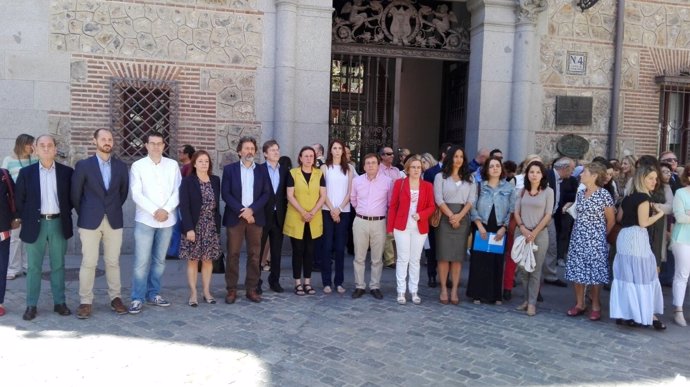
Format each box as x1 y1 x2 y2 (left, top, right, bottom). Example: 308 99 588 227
332 0 469 54
516 0 547 24
50 0 262 66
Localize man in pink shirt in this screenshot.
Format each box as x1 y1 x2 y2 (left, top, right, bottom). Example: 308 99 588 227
351 153 393 299
377 146 400 267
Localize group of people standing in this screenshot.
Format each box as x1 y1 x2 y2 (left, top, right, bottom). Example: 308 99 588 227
0 132 688 331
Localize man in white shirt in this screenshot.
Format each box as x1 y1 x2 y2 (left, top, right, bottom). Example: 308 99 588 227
128 132 181 314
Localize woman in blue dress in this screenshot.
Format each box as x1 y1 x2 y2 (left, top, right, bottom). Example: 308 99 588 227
564 162 615 321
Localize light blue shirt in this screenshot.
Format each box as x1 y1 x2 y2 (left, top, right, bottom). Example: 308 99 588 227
39 162 60 214
97 155 111 190
240 161 256 208
266 162 280 194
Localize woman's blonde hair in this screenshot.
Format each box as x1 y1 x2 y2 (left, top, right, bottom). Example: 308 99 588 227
420 152 438 169
403 154 423 174
632 164 657 194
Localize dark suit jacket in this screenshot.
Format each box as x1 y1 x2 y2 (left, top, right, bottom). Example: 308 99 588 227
547 169 578 211
261 162 288 227
423 164 441 184
71 155 129 230
0 168 16 232
221 161 271 227
15 162 74 243
179 175 221 234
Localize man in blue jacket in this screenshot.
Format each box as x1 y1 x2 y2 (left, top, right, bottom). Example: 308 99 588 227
15 134 73 321
222 136 271 304
71 128 130 318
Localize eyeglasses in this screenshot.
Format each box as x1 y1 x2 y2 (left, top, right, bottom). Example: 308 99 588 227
382 152 394 156
662 170 672 175
661 158 677 163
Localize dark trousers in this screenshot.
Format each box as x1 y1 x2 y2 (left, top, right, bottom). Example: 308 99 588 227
0 238 9 303
225 219 263 291
292 224 316 279
260 212 284 285
558 214 574 261
426 227 438 278
321 211 349 287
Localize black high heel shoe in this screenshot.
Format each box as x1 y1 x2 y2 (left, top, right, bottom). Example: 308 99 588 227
652 319 666 331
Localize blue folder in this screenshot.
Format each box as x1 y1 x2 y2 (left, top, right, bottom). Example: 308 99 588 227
472 230 506 254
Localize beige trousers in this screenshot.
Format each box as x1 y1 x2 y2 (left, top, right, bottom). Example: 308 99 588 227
352 217 386 289
78 217 123 304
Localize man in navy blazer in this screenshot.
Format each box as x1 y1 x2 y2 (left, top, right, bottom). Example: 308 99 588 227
71 129 130 318
257 140 288 293
221 136 271 304
15 134 74 321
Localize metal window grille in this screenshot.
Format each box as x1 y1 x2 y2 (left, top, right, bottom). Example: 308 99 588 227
658 81 690 164
110 77 179 164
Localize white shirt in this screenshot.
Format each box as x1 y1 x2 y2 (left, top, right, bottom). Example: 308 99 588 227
130 156 181 228
240 161 256 208
322 165 350 212
39 162 60 214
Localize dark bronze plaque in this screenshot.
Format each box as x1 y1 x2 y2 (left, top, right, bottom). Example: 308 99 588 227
555 96 593 125
557 134 590 159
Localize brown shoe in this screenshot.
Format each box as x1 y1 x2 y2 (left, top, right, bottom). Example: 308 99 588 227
110 297 128 315
76 304 92 319
225 290 237 304
246 290 262 303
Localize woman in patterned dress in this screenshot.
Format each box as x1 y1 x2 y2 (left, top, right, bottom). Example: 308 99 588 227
179 151 222 307
564 162 615 321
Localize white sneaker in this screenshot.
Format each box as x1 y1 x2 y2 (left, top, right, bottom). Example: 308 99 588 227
397 293 406 305
675 311 687 327
411 293 421 305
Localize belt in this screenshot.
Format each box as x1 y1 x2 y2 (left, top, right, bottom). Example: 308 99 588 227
40 214 60 220
356 214 385 221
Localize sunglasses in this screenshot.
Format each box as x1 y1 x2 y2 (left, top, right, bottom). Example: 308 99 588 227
382 152 394 156
661 158 678 163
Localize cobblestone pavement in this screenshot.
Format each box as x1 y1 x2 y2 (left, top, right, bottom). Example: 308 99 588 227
1 254 689 386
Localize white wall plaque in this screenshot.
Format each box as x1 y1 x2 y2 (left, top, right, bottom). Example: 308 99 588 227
566 52 587 75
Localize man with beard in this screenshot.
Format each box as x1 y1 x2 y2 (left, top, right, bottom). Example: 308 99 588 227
222 136 271 303
71 128 130 318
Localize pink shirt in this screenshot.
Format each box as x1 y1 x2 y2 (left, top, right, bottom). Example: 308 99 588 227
377 164 400 181
351 173 393 217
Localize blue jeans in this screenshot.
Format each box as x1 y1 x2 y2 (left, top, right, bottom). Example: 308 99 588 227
131 222 173 302
166 210 181 258
321 211 349 287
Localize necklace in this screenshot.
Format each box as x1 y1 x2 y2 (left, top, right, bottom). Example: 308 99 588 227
528 189 540 197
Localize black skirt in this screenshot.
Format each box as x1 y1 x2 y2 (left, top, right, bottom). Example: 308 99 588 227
466 206 504 303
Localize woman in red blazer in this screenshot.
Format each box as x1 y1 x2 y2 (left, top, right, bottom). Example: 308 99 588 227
387 155 436 305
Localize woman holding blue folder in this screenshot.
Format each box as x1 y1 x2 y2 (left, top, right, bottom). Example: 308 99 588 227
467 156 515 305
513 161 553 316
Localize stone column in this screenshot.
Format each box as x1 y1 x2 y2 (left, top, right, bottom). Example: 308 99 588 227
465 0 517 158
273 0 299 155
508 0 547 161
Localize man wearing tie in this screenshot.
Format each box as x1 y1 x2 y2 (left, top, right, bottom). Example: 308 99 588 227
71 128 130 318
222 136 271 304
544 157 577 287
258 140 288 293
15 134 74 321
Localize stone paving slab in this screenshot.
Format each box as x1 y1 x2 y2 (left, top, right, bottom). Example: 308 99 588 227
1 254 689 386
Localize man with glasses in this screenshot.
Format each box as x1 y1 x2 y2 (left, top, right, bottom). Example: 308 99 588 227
128 132 181 314
660 151 683 193
377 147 400 268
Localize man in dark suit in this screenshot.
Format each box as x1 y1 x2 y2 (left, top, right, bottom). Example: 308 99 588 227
222 136 271 304
15 134 74 321
258 140 288 293
544 156 578 287
71 128 129 319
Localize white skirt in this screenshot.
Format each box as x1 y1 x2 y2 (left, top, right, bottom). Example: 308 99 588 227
609 226 663 325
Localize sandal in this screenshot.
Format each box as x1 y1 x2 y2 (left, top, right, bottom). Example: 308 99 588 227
304 284 316 295
589 309 601 321
294 284 305 296
567 305 586 317
439 292 449 305
652 318 667 331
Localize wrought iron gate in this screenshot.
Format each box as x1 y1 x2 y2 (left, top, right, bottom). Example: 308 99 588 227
329 54 394 165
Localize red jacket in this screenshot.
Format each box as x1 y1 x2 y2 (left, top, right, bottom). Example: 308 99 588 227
387 178 436 234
